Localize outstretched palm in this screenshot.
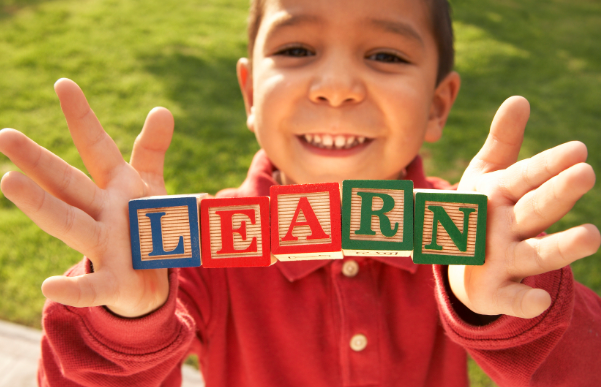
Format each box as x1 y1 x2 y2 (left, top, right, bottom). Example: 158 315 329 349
0 79 174 317
449 96 600 319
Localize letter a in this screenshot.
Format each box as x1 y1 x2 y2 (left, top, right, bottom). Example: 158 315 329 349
281 196 329 241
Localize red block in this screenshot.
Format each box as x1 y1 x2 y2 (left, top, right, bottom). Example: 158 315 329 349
200 196 271 268
270 183 342 261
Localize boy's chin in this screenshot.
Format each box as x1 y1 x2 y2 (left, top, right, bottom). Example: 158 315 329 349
273 146 414 184
282 167 404 185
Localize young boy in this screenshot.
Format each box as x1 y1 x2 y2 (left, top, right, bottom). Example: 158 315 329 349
1 0 600 385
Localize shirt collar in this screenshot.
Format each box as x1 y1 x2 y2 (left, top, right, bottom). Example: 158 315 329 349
275 255 418 282
225 150 434 282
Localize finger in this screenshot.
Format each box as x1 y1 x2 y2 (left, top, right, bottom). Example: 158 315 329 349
474 96 529 170
130 107 174 195
493 282 551 318
513 162 595 237
54 78 126 188
501 141 588 202
509 224 600 279
41 271 117 308
459 96 529 190
1 171 106 259
0 129 104 218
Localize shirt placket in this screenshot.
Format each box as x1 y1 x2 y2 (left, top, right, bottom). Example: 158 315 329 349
332 258 381 386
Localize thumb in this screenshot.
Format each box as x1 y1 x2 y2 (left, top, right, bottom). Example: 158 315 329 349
130 107 174 196
459 96 530 191
493 282 552 319
41 271 117 308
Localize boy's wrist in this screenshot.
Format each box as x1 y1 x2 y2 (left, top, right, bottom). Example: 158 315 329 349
58 265 188 349
440 265 500 326
433 264 575 345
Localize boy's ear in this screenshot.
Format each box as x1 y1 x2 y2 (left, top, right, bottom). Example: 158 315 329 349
425 71 461 143
237 58 255 132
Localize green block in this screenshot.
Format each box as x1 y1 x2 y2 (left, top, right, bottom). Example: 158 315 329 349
341 180 413 257
413 189 487 265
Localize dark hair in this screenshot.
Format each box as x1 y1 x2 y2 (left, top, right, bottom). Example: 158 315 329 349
424 0 454 84
246 0 454 85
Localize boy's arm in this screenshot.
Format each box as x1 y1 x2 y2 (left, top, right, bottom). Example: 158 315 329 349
435 264 601 386
0 79 202 384
439 96 601 385
38 261 199 387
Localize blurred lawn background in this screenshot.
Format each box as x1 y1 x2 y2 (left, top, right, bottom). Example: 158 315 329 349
0 0 599 385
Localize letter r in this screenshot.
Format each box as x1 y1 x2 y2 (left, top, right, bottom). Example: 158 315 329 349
354 192 399 238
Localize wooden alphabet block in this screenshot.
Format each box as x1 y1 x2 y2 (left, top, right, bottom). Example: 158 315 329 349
413 189 487 265
129 194 205 270
271 183 342 261
200 196 271 268
341 180 413 257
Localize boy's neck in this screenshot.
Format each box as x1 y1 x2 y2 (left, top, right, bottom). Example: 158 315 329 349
272 169 409 186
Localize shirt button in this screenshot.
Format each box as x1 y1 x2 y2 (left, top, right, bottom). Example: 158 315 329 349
350 334 368 352
342 260 359 277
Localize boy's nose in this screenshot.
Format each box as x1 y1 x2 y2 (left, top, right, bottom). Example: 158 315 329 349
308 60 366 107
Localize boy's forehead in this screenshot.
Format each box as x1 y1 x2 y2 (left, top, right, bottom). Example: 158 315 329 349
261 0 433 38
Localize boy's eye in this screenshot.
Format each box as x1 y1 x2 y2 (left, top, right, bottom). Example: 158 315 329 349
275 46 314 57
367 52 408 64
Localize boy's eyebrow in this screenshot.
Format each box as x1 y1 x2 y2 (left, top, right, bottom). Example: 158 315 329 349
263 13 423 48
265 13 323 37
367 18 424 47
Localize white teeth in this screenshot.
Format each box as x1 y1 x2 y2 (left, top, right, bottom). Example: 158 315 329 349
302 134 368 149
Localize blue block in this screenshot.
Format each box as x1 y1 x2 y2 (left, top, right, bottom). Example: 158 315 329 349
129 195 203 269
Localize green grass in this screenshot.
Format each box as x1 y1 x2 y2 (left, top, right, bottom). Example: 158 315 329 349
0 0 256 328
0 0 599 385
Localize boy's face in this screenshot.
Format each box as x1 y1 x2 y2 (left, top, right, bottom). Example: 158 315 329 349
238 0 459 184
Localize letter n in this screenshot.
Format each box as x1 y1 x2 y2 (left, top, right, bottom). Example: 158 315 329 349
413 190 487 265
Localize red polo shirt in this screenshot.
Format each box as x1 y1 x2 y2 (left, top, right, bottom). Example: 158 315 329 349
39 151 601 387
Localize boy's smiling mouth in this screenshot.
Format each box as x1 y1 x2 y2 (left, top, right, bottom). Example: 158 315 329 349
299 133 372 150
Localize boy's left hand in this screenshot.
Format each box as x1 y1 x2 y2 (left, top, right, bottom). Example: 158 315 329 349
448 96 600 319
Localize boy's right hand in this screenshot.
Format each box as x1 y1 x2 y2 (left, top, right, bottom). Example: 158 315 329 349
0 78 173 318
